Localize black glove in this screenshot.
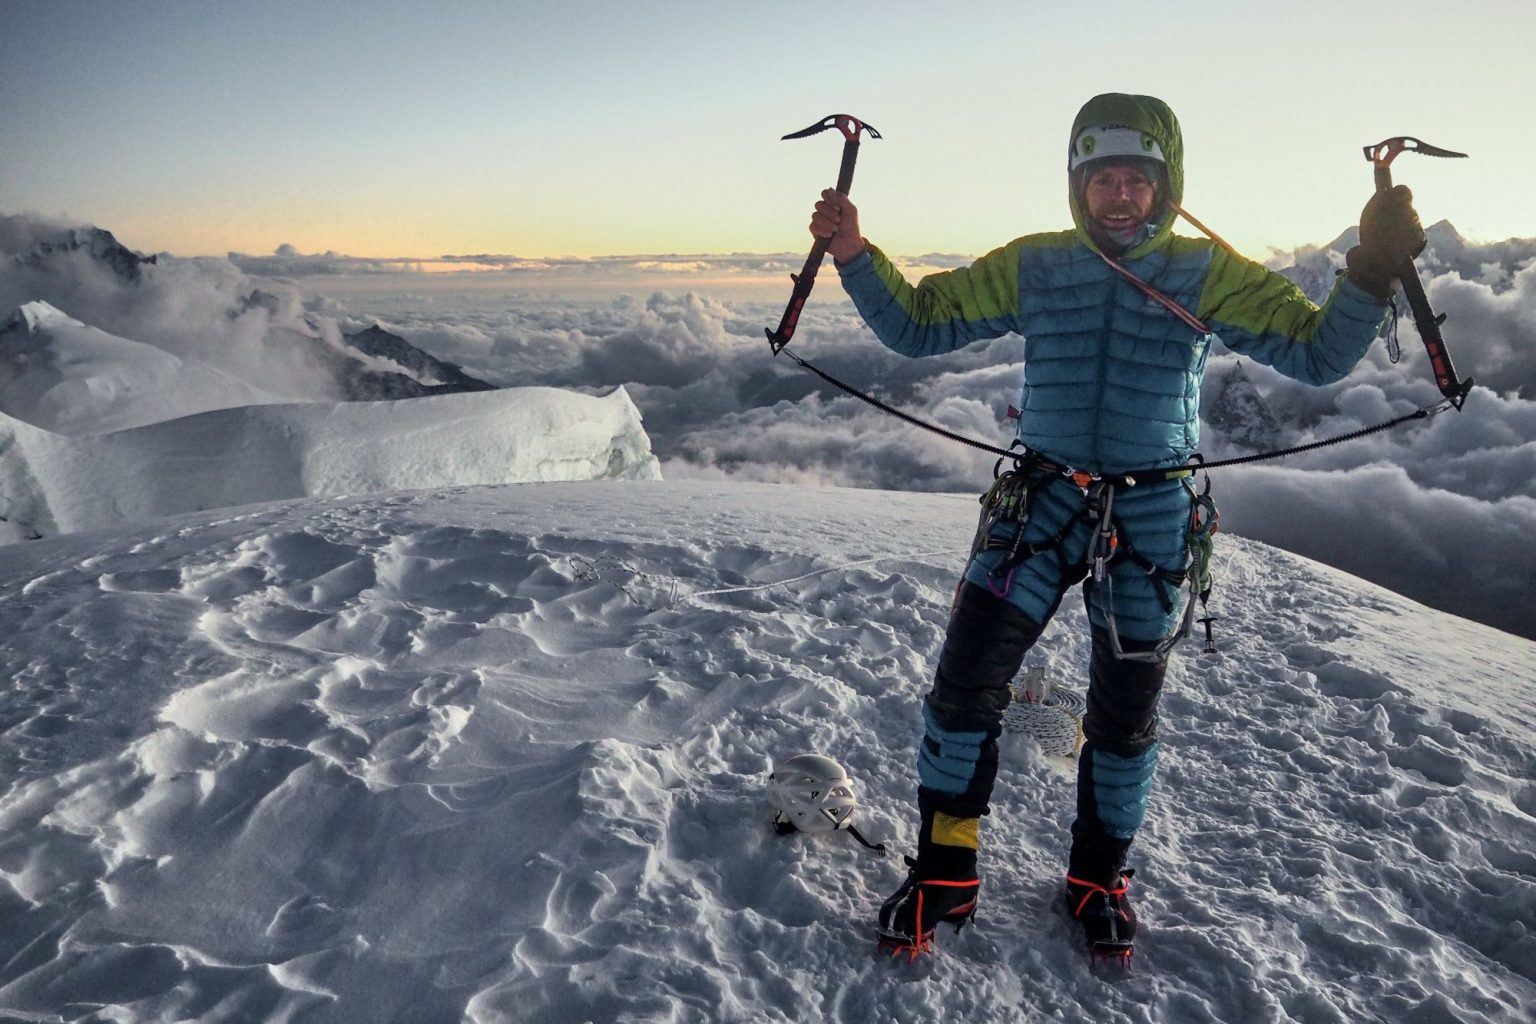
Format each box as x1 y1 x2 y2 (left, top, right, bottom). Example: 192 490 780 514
1345 185 1426 299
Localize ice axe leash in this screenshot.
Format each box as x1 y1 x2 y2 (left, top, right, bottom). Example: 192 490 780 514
1365 136 1473 409
766 114 881 353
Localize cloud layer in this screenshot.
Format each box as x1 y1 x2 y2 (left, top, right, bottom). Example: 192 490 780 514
5 211 1532 639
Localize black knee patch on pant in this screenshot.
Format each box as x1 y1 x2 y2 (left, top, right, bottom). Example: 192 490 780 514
1082 627 1167 755
918 582 1045 820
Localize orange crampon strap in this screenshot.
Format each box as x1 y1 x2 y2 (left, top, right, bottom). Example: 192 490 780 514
880 878 979 961
1064 873 1129 918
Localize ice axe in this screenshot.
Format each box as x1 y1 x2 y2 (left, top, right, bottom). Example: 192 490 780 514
766 114 882 354
1363 136 1473 409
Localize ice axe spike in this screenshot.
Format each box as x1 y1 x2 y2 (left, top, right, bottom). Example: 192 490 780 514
766 115 882 354
1363 136 1473 409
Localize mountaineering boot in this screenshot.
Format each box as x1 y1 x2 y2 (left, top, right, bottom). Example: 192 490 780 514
876 856 980 959
1064 869 1137 962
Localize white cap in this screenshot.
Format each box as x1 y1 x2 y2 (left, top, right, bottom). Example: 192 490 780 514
1069 125 1166 171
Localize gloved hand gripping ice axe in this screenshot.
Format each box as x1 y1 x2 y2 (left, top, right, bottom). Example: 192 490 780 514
1364 136 1473 409
766 114 881 353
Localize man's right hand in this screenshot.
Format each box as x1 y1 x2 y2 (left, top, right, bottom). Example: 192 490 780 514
810 189 866 265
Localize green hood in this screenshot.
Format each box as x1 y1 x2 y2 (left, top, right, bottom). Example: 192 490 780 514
1067 93 1184 258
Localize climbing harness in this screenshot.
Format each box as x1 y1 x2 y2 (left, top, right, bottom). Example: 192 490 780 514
967 456 1220 662
1089 476 1220 663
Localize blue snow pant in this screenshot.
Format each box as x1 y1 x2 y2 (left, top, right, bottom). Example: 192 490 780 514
916 580 1168 887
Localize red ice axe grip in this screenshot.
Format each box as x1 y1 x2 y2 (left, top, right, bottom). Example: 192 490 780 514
1364 137 1473 409
767 115 882 354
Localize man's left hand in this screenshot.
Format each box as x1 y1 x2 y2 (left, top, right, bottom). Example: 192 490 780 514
1346 185 1426 299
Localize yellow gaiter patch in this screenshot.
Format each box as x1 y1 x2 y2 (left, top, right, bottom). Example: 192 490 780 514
931 812 980 850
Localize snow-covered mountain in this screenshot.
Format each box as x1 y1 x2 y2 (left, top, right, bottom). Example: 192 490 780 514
0 386 659 543
0 214 496 407
0 481 1529 1022
0 263 657 544
0 301 284 435
0 216 157 284
1201 359 1287 454
0 215 584 542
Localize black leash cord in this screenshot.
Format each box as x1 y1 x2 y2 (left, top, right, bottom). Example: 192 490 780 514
1182 404 1441 474
781 345 1017 460
778 345 1454 482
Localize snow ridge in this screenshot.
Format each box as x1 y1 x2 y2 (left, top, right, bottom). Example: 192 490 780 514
0 387 661 543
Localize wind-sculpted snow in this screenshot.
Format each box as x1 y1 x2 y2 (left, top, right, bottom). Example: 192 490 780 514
0 481 1530 1022
0 388 660 542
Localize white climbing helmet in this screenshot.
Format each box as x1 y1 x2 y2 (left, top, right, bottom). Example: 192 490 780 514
768 753 858 834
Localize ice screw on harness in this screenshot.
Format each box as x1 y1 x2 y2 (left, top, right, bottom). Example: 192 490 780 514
766 114 881 353
1364 136 1473 409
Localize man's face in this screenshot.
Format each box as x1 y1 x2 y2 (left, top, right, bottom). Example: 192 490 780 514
1083 163 1158 235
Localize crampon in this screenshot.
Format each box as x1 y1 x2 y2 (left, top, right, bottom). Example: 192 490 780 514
1066 869 1137 966
874 857 979 961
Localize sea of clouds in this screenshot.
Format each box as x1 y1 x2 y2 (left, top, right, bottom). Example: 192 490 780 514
5 214 1533 638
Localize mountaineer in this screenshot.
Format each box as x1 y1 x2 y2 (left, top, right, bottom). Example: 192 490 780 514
808 92 1424 959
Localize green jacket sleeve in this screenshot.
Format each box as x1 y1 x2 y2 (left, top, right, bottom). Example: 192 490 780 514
1197 247 1388 385
836 241 1024 357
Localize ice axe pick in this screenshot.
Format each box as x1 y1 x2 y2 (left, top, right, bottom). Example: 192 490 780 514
766 114 882 353
1364 136 1473 409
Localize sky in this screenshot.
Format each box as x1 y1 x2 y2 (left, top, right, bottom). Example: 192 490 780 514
3 0 1534 261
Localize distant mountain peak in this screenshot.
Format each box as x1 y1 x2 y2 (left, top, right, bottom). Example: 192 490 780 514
1204 359 1285 453
334 323 497 398
1425 219 1465 247
4 222 157 284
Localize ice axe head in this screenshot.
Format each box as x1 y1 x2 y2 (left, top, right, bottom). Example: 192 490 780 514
782 113 882 144
763 113 882 354
1363 136 1467 190
780 114 881 197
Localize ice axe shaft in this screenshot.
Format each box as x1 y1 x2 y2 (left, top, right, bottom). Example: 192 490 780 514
1364 136 1473 409
767 114 882 354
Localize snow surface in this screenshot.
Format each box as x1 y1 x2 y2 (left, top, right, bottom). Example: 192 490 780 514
0 386 660 543
0 480 1531 1023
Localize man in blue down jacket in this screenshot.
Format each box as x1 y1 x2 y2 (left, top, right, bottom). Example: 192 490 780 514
807 92 1425 957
